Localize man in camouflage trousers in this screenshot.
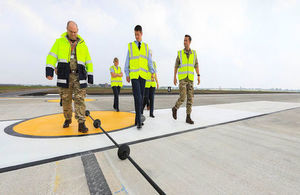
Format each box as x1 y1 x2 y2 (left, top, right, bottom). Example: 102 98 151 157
172 35 200 124
46 21 94 133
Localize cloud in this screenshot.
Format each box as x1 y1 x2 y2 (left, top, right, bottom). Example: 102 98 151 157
0 0 300 89
272 0 298 13
45 0 118 35
3 0 59 41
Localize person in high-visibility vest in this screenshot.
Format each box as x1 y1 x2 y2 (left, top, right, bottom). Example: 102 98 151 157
142 50 159 117
124 25 155 129
46 21 93 133
172 35 200 124
110 57 123 112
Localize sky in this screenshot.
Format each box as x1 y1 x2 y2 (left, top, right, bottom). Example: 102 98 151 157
0 0 300 89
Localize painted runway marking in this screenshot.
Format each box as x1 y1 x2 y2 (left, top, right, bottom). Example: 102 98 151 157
0 101 299 173
5 111 135 138
47 98 96 103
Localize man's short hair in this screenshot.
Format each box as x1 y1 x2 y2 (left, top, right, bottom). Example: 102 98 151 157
67 21 78 29
134 25 142 32
113 57 119 62
185 34 192 42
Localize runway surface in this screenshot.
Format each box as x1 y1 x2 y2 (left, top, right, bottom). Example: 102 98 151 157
0 93 300 194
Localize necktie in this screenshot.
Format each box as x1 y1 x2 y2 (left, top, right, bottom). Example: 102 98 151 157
138 42 141 50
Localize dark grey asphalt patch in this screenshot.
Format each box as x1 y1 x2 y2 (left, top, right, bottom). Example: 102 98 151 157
81 153 112 195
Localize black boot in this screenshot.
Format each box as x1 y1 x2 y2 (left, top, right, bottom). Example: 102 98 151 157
63 119 72 128
137 123 143 129
135 122 144 126
186 114 194 124
78 122 88 133
172 107 177 120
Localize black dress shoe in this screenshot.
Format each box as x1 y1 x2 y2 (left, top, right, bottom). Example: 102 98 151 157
63 119 72 128
150 114 155 118
78 122 88 133
172 107 177 120
137 124 142 129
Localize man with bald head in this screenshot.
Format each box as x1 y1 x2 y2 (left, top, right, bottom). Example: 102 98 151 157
46 21 94 133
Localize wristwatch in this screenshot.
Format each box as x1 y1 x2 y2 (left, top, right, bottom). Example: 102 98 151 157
197 74 200 77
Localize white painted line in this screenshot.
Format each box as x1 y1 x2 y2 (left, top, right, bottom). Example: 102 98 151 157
0 101 299 171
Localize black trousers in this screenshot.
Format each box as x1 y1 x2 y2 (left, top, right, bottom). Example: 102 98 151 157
112 86 121 110
131 77 146 125
142 87 156 115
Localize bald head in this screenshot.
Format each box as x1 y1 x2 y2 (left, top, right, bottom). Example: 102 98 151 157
66 21 78 41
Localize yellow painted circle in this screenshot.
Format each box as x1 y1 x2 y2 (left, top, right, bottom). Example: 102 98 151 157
12 111 135 137
47 99 96 103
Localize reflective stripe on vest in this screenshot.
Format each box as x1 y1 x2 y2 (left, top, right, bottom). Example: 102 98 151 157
57 79 67 84
128 42 149 80
46 64 55 69
178 50 196 81
79 80 87 84
111 66 123 87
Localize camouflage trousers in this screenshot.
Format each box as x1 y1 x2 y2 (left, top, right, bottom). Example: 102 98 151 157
174 77 194 114
59 73 86 123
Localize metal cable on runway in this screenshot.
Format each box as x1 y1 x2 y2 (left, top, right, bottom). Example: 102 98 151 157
85 110 166 195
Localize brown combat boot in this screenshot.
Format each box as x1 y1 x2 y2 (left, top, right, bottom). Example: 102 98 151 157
172 107 177 120
186 114 194 124
78 122 88 133
63 119 72 128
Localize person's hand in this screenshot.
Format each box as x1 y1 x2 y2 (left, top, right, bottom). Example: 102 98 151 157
126 76 130 83
47 76 53 80
156 83 159 89
120 72 123 77
151 74 155 81
173 77 177 86
197 77 200 85
54 68 57 75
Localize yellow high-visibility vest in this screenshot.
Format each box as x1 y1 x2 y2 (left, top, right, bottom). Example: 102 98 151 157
46 32 93 88
177 49 196 81
110 65 123 87
145 61 157 88
128 42 149 80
